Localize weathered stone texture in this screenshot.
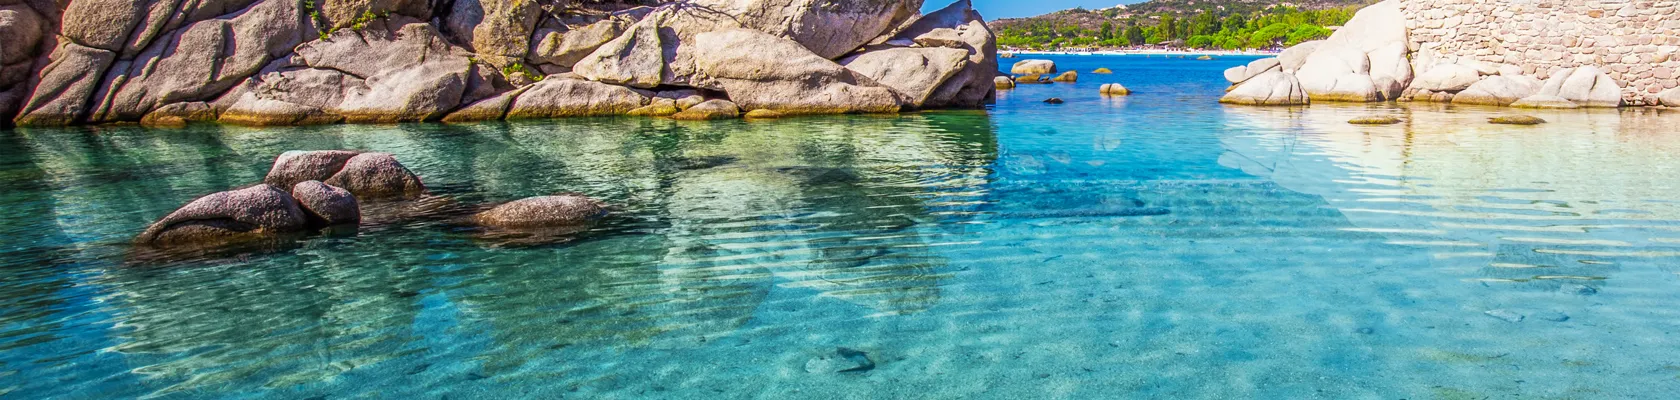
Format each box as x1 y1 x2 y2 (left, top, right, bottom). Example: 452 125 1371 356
1400 0 1680 105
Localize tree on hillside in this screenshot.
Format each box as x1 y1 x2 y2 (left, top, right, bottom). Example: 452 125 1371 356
1124 26 1146 46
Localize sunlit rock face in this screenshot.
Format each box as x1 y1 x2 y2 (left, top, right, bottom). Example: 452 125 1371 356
6 0 996 127
1236 0 1676 108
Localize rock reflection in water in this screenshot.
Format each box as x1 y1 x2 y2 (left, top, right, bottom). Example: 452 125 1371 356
1220 103 1680 293
0 112 998 396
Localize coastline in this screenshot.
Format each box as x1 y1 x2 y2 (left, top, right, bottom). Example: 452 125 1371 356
1005 49 1278 57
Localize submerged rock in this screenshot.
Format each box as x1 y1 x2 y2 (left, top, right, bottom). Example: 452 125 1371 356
1533 311 1569 322
474 195 608 228
1488 115 1547 125
1484 309 1525 323
1043 98 1064 104
806 347 876 373
1510 95 1579 109
1349 116 1401 125
324 153 427 201
136 184 308 246
743 109 787 119
292 180 360 226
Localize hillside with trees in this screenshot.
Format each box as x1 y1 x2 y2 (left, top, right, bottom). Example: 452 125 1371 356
993 0 1376 51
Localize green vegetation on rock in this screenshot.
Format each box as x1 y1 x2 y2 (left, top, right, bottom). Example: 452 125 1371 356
994 0 1373 50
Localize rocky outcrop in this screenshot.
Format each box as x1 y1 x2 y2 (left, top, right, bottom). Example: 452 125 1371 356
1410 64 1481 93
1661 87 1680 107
843 47 971 108
1291 0 1410 102
1224 58 1281 86
506 77 650 118
7 0 996 127
18 0 308 125
136 184 309 246
474 195 609 228
1451 75 1542 106
688 28 901 115
839 0 995 109
1228 0 1668 109
1221 71 1309 106
671 99 741 120
1402 0 1680 106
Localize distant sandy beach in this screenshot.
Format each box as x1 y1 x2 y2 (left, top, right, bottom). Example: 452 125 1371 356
1004 49 1277 57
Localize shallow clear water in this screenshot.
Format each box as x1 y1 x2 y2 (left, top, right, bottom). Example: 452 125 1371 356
6 55 1680 398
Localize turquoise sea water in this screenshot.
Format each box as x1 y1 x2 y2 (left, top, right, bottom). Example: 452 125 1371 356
6 55 1680 398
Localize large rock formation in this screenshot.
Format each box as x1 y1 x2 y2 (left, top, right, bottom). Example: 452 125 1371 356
1225 0 1667 109
1290 0 1410 102
687 28 901 114
1221 71 1309 106
1402 0 1680 106
839 0 996 109
6 0 995 127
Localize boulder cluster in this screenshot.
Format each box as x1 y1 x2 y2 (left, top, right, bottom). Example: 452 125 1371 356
137 150 607 252
1000 59 1131 97
136 150 422 248
0 0 998 127
1219 0 1680 109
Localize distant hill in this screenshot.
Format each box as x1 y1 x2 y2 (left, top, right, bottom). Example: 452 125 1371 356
992 0 1377 50
1100 0 1374 16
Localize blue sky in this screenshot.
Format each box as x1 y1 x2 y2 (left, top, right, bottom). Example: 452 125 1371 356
922 0 1147 19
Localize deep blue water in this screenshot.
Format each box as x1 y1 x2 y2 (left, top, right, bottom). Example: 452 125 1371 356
6 55 1680 398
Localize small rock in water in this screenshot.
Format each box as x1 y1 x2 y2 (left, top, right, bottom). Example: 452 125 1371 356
1484 309 1525 323
1560 284 1598 296
836 347 875 373
1533 311 1570 322
1043 98 1064 104
1355 327 1375 335
805 347 876 373
1489 115 1546 125
1349 116 1402 125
